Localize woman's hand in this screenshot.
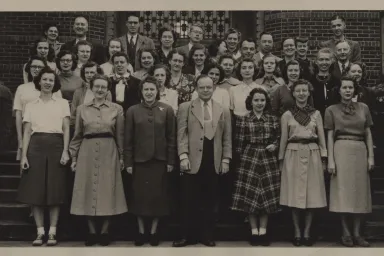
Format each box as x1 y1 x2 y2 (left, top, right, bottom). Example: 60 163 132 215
60 151 70 166
20 156 29 176
167 165 174 173
126 167 133 174
71 162 76 172
368 157 375 172
120 159 125 171
328 161 336 176
266 144 277 152
220 162 230 174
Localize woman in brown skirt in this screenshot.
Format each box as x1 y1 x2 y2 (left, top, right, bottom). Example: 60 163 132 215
279 79 327 247
124 76 176 246
230 88 280 246
69 74 127 246
325 76 374 247
18 67 71 246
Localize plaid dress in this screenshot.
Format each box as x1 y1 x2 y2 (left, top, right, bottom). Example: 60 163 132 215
231 111 281 214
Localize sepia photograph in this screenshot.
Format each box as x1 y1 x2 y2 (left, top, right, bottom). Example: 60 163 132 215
1 5 384 254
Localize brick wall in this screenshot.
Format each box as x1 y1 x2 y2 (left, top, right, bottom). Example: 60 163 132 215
264 11 382 86
0 12 107 92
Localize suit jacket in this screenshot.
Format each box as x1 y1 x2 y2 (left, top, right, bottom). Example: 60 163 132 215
124 101 176 167
61 39 106 65
118 34 155 71
177 98 232 174
109 75 141 113
320 38 361 63
310 74 340 118
175 44 190 60
330 62 347 80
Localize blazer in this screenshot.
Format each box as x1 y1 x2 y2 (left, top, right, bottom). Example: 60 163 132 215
310 74 340 118
177 98 232 174
320 38 361 63
118 34 155 71
61 39 106 65
109 75 141 113
175 44 190 59
124 101 176 167
330 62 346 81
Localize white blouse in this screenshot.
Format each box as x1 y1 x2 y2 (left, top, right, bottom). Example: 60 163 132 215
229 82 263 116
159 88 178 115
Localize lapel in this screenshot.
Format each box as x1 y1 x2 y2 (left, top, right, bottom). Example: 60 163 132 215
190 99 204 127
136 35 144 52
211 100 223 133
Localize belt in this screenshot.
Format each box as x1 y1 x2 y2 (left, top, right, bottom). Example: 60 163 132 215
84 133 114 139
288 139 318 144
335 135 364 141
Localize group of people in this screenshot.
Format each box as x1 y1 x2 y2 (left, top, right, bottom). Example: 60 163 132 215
9 12 383 248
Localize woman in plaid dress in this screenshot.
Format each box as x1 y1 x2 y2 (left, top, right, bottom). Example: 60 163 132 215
231 88 280 246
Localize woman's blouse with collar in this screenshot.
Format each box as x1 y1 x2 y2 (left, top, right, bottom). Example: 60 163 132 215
255 75 285 96
133 69 149 81
218 77 241 92
169 73 195 105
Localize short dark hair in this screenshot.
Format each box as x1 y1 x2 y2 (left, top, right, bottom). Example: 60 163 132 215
194 74 213 88
30 37 55 62
188 44 209 66
224 28 241 41
330 14 346 23
105 38 125 60
295 36 309 46
345 61 368 85
56 50 77 71
240 38 257 48
33 67 61 93
80 61 104 82
111 52 130 64
137 48 159 69
158 25 177 48
168 49 188 65
281 37 296 51
148 64 171 88
282 60 302 83
126 12 140 20
43 23 59 35
340 75 359 95
245 87 271 111
25 55 48 82
236 58 258 81
218 54 236 66
75 40 93 52
291 79 314 97
138 76 161 101
201 63 225 84
89 74 111 90
259 32 273 40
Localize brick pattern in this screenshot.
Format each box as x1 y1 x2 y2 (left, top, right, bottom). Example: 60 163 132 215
0 12 107 91
264 11 382 86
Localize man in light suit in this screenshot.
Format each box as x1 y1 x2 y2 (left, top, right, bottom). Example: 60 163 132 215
320 15 361 63
253 32 282 68
118 12 155 71
173 75 232 247
175 22 204 58
61 16 105 65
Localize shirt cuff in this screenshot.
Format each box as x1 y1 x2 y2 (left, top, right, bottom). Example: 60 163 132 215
222 158 230 164
179 153 188 161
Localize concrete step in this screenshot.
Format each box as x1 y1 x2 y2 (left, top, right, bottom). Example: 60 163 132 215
0 163 20 176
0 203 30 222
0 151 18 163
0 220 35 241
0 189 17 203
0 175 20 190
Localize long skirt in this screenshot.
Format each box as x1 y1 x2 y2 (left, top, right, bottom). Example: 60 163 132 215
330 140 372 213
129 159 170 217
70 137 127 216
17 133 67 206
231 146 281 214
280 143 327 209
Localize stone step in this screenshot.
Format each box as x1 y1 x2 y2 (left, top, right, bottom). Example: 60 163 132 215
0 151 18 163
0 189 17 203
0 220 35 241
0 175 20 190
0 203 30 222
0 163 20 176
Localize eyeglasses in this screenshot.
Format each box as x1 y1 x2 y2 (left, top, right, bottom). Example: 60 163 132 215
93 85 109 90
60 59 73 63
30 65 45 69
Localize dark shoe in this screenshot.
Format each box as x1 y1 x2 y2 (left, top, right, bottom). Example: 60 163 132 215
302 237 315 247
85 233 98 246
172 238 189 247
353 236 370 247
134 233 146 246
46 234 58 246
149 233 160 246
99 233 110 246
200 239 216 247
32 234 45 246
341 236 354 247
292 237 301 247
259 234 270 246
249 235 259 246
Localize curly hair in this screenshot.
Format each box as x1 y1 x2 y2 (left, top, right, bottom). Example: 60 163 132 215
245 87 271 111
33 67 61 93
256 54 282 79
138 76 161 101
201 63 225 84
235 58 258 81
148 64 171 88
344 61 368 85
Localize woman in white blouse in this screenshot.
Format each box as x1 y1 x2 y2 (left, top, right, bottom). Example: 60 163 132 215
149 64 178 115
192 63 230 109
14 56 62 160
17 67 70 246
101 38 134 76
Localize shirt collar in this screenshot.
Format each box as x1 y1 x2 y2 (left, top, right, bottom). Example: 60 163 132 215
199 98 212 108
188 42 194 51
85 99 111 107
259 52 264 59
128 33 137 40
261 75 281 84
249 110 267 121
338 60 350 68
34 95 58 103
115 72 130 79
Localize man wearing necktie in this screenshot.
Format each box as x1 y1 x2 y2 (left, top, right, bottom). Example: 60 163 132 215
331 41 352 80
118 12 155 72
174 75 232 247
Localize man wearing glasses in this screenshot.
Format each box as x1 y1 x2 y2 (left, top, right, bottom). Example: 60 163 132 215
118 12 155 72
176 22 205 58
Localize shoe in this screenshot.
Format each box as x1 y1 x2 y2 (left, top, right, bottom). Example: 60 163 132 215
302 237 315 247
172 238 197 247
46 234 57 246
32 234 45 246
134 233 146 246
249 235 259 246
292 237 301 247
259 234 270 246
341 236 354 247
85 233 98 246
353 236 370 247
99 233 110 246
200 239 216 247
149 233 159 246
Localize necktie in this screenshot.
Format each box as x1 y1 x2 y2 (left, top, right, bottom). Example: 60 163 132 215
204 102 211 121
341 63 346 74
203 102 214 140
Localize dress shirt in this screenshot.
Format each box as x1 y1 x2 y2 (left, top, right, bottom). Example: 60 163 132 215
338 60 350 74
115 73 130 103
192 87 230 109
127 34 138 46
